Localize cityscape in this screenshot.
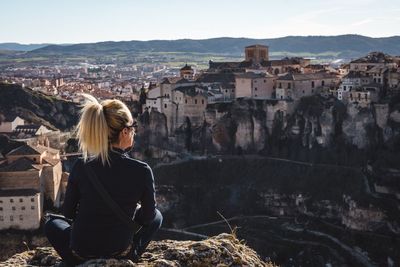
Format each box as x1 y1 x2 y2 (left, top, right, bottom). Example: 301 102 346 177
0 0 400 266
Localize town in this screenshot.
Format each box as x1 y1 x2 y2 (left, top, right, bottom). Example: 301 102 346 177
0 44 400 264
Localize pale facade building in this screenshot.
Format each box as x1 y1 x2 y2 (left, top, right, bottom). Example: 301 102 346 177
276 72 339 100
0 144 62 207
0 189 41 230
0 115 25 133
235 72 275 99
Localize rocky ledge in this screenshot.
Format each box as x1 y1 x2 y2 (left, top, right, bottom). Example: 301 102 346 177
1 233 273 267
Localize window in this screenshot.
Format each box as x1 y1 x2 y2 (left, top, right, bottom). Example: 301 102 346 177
312 89 314 93
288 83 291 89
279 83 282 88
0 216 3 221
255 87 257 91
21 206 25 210
225 90 228 93
302 90 305 94
12 206 16 211
19 215 23 220
264 80 266 83
31 198 35 202
185 99 187 104
311 81 315 88
31 206 35 210
10 216 13 221
10 199 14 203
202 99 205 105
0 207 2 211
322 80 325 86
19 198 23 203
164 104 167 109
195 99 198 104
0 200 3 203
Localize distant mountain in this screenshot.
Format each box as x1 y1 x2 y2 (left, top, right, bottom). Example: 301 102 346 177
0 43 51 51
28 35 400 58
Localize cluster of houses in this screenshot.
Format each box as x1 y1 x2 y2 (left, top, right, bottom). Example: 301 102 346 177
0 116 69 230
0 143 68 230
145 45 400 133
337 52 400 107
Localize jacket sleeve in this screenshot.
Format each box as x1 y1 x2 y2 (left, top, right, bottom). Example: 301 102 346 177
62 160 81 220
135 165 157 226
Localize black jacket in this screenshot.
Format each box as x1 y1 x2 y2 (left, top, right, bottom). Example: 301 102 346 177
62 148 156 256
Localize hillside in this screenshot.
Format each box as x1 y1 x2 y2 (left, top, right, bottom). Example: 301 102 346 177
0 83 79 131
0 43 50 51
26 35 400 58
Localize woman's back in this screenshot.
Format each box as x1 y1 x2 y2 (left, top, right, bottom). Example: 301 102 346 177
45 95 161 265
63 149 156 256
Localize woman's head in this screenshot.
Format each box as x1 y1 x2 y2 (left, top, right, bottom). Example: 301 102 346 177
76 94 134 165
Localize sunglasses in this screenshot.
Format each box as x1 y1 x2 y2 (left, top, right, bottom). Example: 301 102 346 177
125 121 138 130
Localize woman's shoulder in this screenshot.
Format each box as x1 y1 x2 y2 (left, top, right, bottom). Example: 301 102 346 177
121 156 151 171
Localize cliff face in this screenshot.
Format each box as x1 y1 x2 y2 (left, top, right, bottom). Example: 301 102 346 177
146 96 398 166
2 234 272 267
0 83 80 131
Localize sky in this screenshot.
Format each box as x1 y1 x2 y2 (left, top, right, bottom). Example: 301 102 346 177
1 0 399 44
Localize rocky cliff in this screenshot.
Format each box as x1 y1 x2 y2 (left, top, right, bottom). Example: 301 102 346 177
148 96 399 167
1 233 273 267
0 83 80 131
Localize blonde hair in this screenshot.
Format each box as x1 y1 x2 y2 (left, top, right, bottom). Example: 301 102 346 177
76 94 133 165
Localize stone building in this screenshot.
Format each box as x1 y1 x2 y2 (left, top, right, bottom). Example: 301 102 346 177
180 64 195 80
0 189 41 230
12 124 52 139
349 52 398 72
235 72 275 99
0 144 62 207
245 44 269 63
208 45 310 75
276 72 339 100
0 115 25 133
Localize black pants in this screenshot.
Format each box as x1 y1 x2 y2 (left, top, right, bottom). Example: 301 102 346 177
44 209 162 266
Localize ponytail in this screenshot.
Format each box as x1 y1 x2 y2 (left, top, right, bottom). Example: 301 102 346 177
76 94 133 166
76 94 110 165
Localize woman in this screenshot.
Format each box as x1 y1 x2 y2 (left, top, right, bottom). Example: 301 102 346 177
45 94 162 266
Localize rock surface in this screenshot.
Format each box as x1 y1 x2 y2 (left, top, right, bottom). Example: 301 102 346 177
1 233 273 267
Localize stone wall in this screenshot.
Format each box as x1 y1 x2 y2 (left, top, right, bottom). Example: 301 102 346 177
0 171 41 191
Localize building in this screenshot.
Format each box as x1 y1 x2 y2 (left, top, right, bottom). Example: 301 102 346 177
0 189 41 230
12 124 52 139
174 86 208 126
349 52 398 72
337 72 372 100
276 72 339 100
0 144 62 207
180 64 195 80
245 44 269 63
208 45 310 75
0 115 25 133
235 72 275 99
